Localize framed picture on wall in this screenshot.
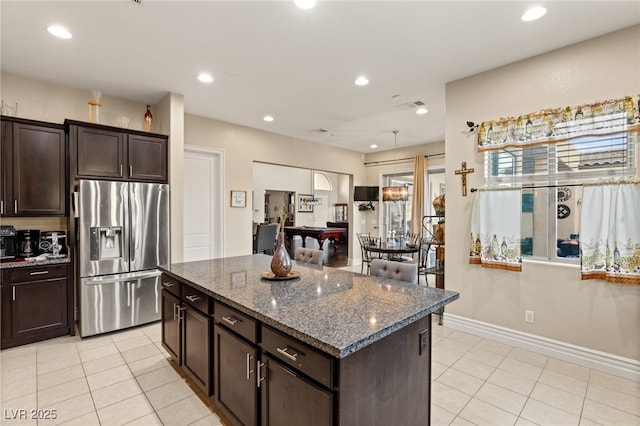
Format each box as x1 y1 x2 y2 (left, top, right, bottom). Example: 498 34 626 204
298 194 314 213
230 190 247 208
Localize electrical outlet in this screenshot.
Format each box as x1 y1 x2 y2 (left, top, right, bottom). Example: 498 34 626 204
525 310 535 323
419 329 429 355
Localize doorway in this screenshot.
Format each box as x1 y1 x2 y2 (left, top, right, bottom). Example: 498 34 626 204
183 145 224 261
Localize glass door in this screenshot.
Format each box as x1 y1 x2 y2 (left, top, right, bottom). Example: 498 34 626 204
381 172 413 240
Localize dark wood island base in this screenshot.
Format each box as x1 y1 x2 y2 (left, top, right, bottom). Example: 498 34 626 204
160 255 457 426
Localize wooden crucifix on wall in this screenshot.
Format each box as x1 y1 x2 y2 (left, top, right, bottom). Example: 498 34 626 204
455 162 474 196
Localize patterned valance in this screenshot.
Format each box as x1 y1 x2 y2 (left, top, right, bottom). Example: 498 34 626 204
477 95 640 152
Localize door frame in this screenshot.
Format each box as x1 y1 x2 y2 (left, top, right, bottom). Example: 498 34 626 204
184 144 224 260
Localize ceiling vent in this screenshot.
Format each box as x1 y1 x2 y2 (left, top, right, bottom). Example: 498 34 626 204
311 128 329 135
396 100 425 110
131 0 143 5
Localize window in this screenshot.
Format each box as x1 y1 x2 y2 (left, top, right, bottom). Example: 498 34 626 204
485 131 636 262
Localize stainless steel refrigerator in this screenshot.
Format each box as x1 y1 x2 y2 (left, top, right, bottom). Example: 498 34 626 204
77 179 170 337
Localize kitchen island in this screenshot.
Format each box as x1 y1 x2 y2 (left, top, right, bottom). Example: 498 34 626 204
159 254 459 426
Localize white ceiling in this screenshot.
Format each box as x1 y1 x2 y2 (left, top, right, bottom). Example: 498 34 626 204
2 1 639 153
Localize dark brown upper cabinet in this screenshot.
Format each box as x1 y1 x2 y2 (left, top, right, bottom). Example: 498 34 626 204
1 116 66 216
67 120 168 183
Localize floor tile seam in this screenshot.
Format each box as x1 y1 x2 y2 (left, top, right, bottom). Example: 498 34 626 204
583 392 640 417
119 349 165 367
535 376 588 398
185 412 216 426
526 388 586 418
148 389 193 413
124 351 177 420
94 393 155 425
585 379 640 398
454 352 503 371
36 376 91 409
448 364 495 384
87 378 145 410
494 360 544 383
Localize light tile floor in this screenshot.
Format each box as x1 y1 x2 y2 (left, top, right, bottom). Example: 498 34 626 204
1 298 639 425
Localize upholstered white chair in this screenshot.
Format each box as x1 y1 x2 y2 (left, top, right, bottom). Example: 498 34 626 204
369 259 418 284
294 247 324 266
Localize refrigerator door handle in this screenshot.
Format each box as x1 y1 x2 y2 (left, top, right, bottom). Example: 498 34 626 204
83 270 162 285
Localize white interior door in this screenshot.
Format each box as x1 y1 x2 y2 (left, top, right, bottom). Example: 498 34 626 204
183 146 223 261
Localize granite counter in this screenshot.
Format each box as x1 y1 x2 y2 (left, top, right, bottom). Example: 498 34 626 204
159 254 458 358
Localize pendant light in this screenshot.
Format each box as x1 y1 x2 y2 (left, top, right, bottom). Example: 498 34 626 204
382 130 409 202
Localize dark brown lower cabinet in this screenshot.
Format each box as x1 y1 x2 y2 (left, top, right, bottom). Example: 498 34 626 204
161 290 181 362
160 277 211 396
261 354 332 426
214 324 258 426
182 304 210 393
1 263 73 349
161 274 432 425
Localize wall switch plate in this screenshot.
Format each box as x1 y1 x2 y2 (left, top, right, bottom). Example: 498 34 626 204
525 310 535 323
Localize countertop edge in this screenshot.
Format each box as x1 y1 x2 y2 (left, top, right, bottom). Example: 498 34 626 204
0 257 71 269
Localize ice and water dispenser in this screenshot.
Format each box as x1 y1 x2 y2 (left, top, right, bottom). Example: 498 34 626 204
89 226 123 261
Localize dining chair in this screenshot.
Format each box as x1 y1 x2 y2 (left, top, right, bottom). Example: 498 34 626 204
253 223 277 255
357 232 377 274
369 259 418 285
294 247 324 266
400 233 421 262
417 237 432 285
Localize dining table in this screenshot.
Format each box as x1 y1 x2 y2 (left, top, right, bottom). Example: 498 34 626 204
365 241 420 262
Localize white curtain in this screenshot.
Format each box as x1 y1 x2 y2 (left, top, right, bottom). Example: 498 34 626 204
410 155 426 236
580 180 640 285
469 189 522 271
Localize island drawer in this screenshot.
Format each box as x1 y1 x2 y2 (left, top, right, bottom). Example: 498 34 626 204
214 302 257 343
161 274 181 297
182 285 210 314
7 264 68 283
261 325 333 389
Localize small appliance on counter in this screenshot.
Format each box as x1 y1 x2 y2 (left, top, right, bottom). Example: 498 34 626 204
16 229 40 258
40 231 68 257
0 226 17 259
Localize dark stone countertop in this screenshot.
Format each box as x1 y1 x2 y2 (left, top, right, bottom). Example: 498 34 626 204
0 256 71 269
159 254 459 358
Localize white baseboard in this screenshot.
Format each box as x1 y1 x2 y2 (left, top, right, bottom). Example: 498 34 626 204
443 313 640 382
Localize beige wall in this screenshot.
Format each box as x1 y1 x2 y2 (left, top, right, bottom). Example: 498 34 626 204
183 114 366 258
444 25 640 360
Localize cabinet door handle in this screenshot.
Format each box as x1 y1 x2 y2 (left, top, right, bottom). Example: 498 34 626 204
129 165 133 176
256 361 265 388
163 281 175 288
120 164 123 176
276 346 298 362
14 200 17 213
1 200 3 214
246 353 255 380
178 306 186 321
12 286 16 301
222 316 238 326
29 271 49 276
173 303 178 320
185 295 200 303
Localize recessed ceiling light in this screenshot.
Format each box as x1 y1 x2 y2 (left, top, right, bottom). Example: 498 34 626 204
197 73 213 83
355 76 369 86
47 25 72 39
370 144 378 149
263 115 274 122
294 0 316 10
416 107 428 115
521 6 547 21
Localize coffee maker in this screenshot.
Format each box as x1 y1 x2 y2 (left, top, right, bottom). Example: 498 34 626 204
0 226 17 259
16 229 40 258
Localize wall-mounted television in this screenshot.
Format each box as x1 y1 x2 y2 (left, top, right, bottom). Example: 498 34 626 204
354 186 379 202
